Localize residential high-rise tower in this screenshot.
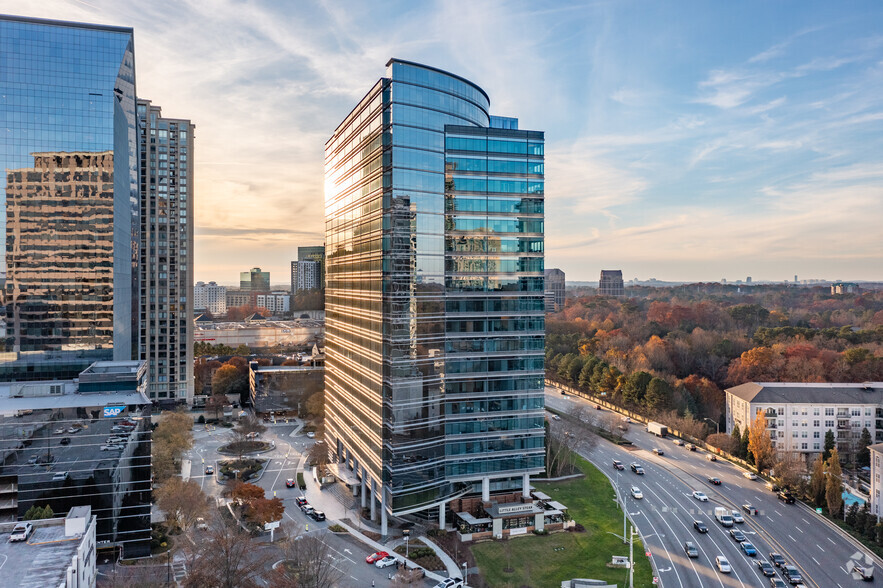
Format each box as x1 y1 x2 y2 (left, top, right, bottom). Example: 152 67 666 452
137 99 194 403
325 59 545 532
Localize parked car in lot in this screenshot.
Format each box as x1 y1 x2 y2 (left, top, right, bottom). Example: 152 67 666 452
684 541 699 558
306 431 316 439
375 555 397 569
100 444 123 451
8 522 33 542
740 541 757 556
707 476 721 485
432 578 464 588
59 437 70 445
299 501 312 513
67 427 80 434
692 491 708 502
366 551 389 564
612 459 624 470
308 510 326 521
630 486 643 499
630 463 644 474
27 455 38 464
743 471 758 480
52 428 65 435
729 528 746 542
769 552 786 567
756 559 776 576
693 520 708 533
552 414 561 421
715 556 731 573
731 510 744 523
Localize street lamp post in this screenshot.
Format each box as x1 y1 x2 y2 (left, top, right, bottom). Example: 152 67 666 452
703 418 720 434
462 561 468 587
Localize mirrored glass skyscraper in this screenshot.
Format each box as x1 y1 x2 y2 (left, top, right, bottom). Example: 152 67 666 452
325 59 544 530
0 15 138 362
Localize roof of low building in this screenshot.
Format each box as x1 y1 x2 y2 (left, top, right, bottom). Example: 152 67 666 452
726 382 883 404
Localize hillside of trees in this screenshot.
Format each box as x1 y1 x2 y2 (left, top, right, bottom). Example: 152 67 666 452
546 284 883 430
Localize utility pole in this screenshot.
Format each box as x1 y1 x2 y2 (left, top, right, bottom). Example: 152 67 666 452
629 525 635 588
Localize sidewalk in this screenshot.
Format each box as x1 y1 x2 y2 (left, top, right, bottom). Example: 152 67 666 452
419 535 462 580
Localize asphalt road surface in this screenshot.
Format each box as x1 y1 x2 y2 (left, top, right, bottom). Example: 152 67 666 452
546 385 879 588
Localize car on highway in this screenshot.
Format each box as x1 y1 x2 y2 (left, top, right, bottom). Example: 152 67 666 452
740 541 757 556
743 504 758 515
715 556 731 573
769 579 787 588
285 478 296 488
366 551 389 564
756 559 776 576
308 510 326 521
731 510 744 523
707 476 721 485
692 491 709 502
652 448 664 455
729 528 746 542
686 443 697 451
375 555 397 569
782 564 802 584
684 541 699 558
612 459 624 470
630 486 643 499
769 552 786 567
743 471 758 480
777 490 795 504
432 579 464 588
630 463 644 474
673 439 685 446
205 465 214 475
705 453 717 461
693 520 708 533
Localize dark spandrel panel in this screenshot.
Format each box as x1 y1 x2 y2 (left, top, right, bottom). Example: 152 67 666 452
0 18 136 356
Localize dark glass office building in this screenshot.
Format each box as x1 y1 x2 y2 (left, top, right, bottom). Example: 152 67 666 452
325 59 544 531
0 16 138 362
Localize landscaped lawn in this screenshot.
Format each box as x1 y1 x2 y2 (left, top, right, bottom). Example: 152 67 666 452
471 455 654 587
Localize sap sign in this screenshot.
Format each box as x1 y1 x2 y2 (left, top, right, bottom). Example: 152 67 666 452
103 406 125 418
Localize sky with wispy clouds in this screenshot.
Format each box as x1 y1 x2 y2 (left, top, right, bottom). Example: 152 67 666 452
3 0 882 283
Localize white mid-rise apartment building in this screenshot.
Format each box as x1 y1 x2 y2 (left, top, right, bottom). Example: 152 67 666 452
726 382 883 461
195 281 227 316
256 292 290 314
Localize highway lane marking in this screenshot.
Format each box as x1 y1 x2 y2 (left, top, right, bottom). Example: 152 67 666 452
812 556 821 566
802 518 810 525
828 537 837 545
788 534 796 542
817 544 824 551
794 526 802 533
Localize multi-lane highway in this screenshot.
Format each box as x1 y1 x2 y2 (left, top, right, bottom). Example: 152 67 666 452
546 385 879 588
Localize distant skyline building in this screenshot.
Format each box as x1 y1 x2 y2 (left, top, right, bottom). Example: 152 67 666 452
291 260 321 294
831 282 861 295
195 281 227 316
598 269 625 297
240 267 270 291
137 99 194 403
298 245 325 286
544 268 565 312
1 16 139 363
325 59 545 532
256 292 290 314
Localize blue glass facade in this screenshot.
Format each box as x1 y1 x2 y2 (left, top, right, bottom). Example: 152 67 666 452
0 16 138 360
326 59 544 520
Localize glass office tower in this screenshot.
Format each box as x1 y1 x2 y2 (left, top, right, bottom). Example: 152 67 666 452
325 59 544 530
0 16 138 362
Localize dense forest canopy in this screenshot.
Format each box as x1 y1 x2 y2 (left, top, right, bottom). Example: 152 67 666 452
546 284 883 427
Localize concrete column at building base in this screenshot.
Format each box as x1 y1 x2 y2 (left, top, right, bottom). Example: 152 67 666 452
439 502 446 530
482 477 490 502
381 490 388 537
360 467 367 509
370 478 377 522
522 472 531 499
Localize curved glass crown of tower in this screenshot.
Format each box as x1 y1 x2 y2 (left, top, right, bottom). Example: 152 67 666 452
325 59 544 518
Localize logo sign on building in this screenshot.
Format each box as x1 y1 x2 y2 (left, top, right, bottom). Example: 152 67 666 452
103 406 125 418
497 503 535 515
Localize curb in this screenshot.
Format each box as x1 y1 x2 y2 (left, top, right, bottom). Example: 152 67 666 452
796 501 883 568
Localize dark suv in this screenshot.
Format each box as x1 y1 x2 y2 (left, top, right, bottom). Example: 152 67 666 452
782 565 802 584
630 463 644 475
777 490 795 504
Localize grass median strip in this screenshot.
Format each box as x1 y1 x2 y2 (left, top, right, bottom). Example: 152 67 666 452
471 454 653 587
